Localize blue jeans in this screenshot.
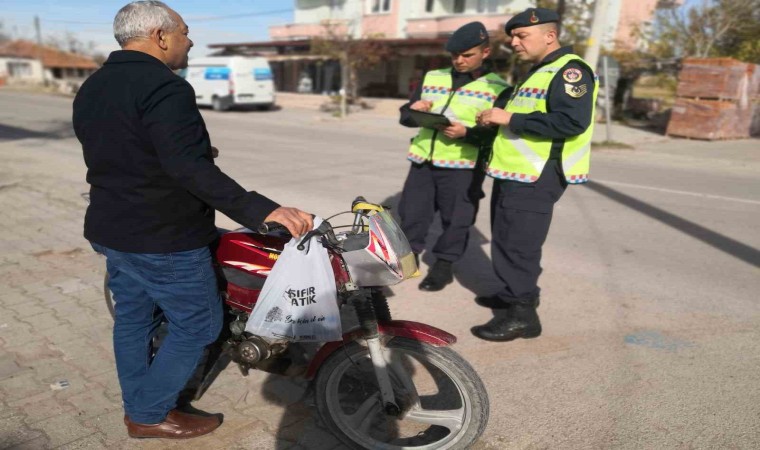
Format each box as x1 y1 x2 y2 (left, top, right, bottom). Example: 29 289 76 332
92 243 223 424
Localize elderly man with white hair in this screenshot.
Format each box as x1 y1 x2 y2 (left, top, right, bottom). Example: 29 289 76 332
73 1 313 439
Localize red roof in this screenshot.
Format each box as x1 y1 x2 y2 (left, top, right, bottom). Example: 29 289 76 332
0 40 98 69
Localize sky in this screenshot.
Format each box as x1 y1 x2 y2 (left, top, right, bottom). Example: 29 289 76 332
0 0 295 58
1 0 709 58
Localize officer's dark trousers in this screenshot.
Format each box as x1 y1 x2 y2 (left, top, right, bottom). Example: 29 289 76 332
398 162 484 262
490 160 567 304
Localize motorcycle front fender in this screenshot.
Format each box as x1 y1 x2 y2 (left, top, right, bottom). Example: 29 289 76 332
305 320 457 379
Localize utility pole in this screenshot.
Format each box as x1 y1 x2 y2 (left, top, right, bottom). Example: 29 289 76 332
34 16 47 86
584 0 609 71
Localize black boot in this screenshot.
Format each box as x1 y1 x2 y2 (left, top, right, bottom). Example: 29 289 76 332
475 295 540 309
471 301 541 342
418 259 453 291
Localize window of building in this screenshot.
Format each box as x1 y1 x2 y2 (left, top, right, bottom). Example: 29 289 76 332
426 0 435 12
7 61 32 78
453 0 466 14
476 0 498 13
369 0 391 13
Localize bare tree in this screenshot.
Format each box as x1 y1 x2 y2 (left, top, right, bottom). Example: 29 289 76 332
534 0 595 53
310 20 391 117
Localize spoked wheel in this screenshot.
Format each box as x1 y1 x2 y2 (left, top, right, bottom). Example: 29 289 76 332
315 337 489 450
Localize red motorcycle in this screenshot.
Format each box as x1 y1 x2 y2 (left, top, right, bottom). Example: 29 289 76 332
104 197 489 449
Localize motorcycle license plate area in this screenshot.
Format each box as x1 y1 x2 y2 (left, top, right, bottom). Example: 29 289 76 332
341 209 418 287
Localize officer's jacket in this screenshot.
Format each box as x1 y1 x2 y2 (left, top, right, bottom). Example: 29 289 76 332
404 68 509 169
488 46 597 184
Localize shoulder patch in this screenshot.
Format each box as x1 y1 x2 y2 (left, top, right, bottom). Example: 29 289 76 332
565 83 588 98
563 68 583 83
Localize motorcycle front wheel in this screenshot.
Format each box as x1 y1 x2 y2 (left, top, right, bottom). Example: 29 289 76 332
314 337 489 450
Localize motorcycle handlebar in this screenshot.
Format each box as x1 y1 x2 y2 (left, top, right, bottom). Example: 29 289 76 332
258 213 318 235
257 221 287 234
297 220 337 251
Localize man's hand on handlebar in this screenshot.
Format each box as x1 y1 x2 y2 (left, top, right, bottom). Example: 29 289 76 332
263 207 313 238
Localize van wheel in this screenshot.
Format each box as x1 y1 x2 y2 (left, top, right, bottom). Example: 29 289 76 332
212 97 227 112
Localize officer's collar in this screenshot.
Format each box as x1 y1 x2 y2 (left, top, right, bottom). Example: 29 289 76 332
452 59 493 80
535 46 574 67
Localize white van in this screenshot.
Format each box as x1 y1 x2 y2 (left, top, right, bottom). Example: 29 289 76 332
185 56 275 111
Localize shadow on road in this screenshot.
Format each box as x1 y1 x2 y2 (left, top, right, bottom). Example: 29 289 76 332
379 190 501 299
586 181 760 268
0 122 76 142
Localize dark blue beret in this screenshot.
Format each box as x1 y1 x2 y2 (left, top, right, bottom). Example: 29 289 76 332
445 21 489 53
504 8 560 35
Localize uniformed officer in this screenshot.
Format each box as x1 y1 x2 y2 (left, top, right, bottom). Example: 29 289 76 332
398 21 511 291
472 8 598 340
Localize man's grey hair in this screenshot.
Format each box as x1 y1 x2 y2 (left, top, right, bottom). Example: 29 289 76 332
113 1 179 46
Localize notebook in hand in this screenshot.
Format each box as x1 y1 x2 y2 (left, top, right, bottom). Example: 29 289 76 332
409 109 452 128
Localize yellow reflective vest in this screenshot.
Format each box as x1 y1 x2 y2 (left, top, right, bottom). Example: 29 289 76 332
488 54 598 184
408 68 509 169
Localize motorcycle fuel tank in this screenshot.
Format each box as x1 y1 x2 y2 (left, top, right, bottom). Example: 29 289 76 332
216 230 286 313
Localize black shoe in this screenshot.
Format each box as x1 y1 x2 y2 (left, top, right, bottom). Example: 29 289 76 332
475 295 540 309
471 304 541 342
418 260 453 292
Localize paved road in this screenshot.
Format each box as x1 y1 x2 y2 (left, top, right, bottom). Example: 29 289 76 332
1 89 759 449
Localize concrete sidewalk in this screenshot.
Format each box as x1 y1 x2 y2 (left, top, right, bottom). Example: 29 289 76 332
275 92 673 148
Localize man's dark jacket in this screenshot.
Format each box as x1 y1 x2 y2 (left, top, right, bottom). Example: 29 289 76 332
73 50 279 253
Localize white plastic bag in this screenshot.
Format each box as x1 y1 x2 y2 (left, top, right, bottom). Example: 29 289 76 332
245 217 342 342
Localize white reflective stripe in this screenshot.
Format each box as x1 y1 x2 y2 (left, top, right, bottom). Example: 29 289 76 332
509 96 538 110
500 127 545 173
536 67 560 74
444 109 462 123
562 144 590 173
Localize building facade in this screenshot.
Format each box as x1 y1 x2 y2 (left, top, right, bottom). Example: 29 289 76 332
208 0 685 97
211 0 532 97
0 40 98 88
605 0 684 50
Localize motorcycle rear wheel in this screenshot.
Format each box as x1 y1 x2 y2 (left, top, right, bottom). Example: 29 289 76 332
314 337 489 450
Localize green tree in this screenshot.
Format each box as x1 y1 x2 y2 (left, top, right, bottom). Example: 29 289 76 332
642 0 759 63
714 0 760 63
